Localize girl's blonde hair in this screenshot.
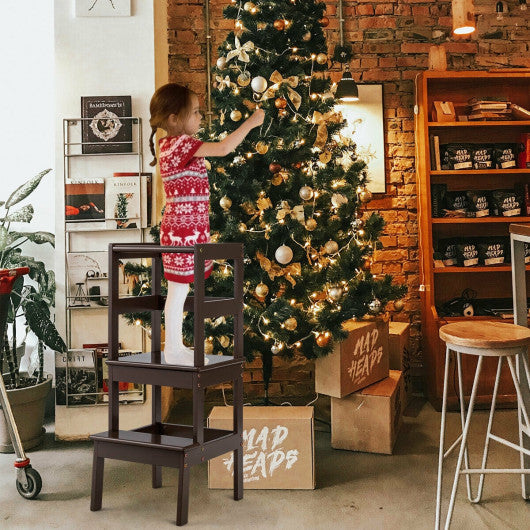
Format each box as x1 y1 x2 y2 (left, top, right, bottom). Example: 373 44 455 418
148 83 195 167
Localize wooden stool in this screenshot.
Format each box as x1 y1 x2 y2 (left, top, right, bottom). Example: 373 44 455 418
436 321 530 530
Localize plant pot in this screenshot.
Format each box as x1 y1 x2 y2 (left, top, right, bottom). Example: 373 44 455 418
0 374 52 453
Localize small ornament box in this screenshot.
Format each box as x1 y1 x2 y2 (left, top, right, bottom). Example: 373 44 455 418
315 319 390 398
208 406 315 490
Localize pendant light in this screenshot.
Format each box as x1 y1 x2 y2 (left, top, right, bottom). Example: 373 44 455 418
452 0 476 35
335 0 359 102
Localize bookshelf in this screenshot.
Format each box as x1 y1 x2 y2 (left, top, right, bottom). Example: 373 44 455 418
415 70 530 410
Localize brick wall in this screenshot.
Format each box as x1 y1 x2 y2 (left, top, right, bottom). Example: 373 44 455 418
166 0 530 399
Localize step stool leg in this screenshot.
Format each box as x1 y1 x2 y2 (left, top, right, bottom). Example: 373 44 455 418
444 355 484 530
470 355 503 504
435 347 451 530
233 373 243 501
176 464 190 526
90 445 105 511
152 465 162 488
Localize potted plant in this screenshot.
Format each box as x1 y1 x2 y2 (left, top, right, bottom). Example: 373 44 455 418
0 169 67 452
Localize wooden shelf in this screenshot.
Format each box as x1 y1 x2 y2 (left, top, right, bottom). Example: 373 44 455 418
432 216 530 224
434 265 530 273
428 121 530 128
430 169 530 176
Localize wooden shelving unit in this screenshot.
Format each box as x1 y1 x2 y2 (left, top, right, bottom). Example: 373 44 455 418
89 243 245 526
415 70 530 410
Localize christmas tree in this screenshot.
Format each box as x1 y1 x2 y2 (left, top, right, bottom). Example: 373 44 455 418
190 0 407 397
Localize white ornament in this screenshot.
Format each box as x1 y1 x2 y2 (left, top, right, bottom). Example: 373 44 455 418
324 240 339 254
275 244 293 264
251 75 268 94
216 57 227 69
299 186 314 201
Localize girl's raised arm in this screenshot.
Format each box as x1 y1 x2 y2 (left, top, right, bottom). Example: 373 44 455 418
195 108 265 158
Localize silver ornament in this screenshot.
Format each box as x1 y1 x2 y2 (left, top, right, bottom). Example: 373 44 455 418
369 298 382 314
275 244 293 264
299 186 314 201
271 342 282 355
328 286 343 301
352 218 364 229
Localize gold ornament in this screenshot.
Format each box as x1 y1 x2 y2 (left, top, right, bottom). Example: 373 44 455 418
302 31 312 41
239 223 247 232
237 71 251 86
255 282 269 298
299 186 314 201
324 240 339 254
306 218 317 231
256 141 269 154
359 188 373 203
316 53 328 65
272 174 283 186
394 299 405 312
220 196 232 210
275 97 287 109
230 109 242 122
328 286 343 301
273 19 285 31
278 109 288 117
319 16 330 27
219 335 230 348
269 162 281 173
216 56 227 69
357 228 366 239
275 244 294 264
243 2 255 11
319 151 332 164
284 317 298 331
315 332 330 347
204 339 214 355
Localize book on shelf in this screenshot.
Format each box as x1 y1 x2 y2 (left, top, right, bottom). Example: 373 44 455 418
519 133 530 169
84 344 144 403
104 176 140 229
470 103 510 111
81 95 133 154
65 179 105 223
429 135 441 170
468 97 509 105
113 172 152 228
510 103 530 121
55 349 97 406
66 251 108 308
467 110 512 121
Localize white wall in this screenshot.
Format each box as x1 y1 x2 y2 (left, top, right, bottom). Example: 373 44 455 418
0 1 55 374
54 0 155 437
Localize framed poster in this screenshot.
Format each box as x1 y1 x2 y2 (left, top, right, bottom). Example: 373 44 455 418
75 0 131 17
336 84 386 194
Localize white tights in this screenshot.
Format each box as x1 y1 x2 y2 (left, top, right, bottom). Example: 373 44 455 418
163 281 208 365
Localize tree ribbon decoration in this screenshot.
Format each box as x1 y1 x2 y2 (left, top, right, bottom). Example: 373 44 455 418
226 36 255 63
311 110 343 149
256 251 301 287
215 75 232 92
276 201 305 223
262 70 302 110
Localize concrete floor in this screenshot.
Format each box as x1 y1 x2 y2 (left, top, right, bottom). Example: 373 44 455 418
1 400 529 529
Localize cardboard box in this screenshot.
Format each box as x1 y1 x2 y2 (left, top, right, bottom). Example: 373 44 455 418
208 406 315 490
389 322 412 403
315 319 389 398
331 370 404 454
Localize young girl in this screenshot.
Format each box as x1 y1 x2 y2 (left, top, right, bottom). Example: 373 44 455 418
149 83 264 365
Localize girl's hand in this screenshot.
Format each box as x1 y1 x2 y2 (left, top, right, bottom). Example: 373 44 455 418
247 108 265 129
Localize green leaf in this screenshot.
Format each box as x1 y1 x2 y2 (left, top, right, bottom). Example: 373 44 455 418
8 231 54 247
2 204 34 223
0 201 5 207
9 275 24 314
24 300 66 353
5 169 52 209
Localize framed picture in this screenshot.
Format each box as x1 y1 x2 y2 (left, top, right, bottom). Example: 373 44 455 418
336 84 386 194
75 0 131 17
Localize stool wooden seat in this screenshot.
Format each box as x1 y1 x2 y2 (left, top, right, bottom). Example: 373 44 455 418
439 321 530 352
436 320 530 529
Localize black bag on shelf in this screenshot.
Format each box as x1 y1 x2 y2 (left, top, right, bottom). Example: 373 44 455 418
471 145 494 169
491 189 523 217
494 144 518 169
455 241 479 267
443 191 468 217
436 239 459 267
466 190 490 217
441 144 473 170
477 237 509 266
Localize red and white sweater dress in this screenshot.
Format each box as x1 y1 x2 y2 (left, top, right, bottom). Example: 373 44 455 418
159 134 212 283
